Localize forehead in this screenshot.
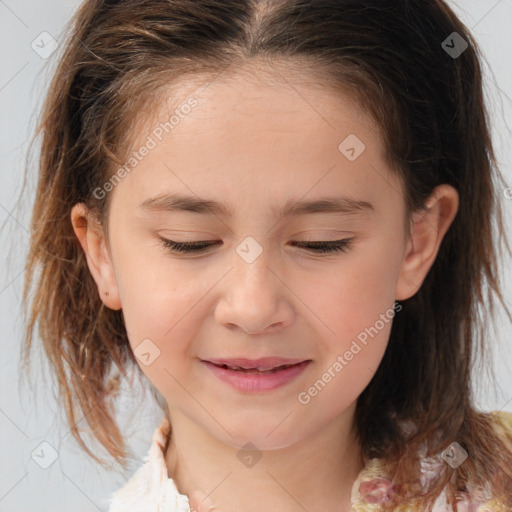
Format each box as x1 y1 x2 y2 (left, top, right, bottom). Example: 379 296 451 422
130 58 380 151
108 59 403 225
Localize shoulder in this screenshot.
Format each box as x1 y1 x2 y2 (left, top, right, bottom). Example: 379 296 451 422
487 409 512 449
350 410 512 511
105 417 191 512
434 410 512 511
436 409 512 512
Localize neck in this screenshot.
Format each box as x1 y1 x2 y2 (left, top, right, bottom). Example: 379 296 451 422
163 403 364 512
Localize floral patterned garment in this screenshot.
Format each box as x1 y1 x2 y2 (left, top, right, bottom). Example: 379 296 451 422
105 411 512 512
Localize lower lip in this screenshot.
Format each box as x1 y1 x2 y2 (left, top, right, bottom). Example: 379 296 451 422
201 360 311 392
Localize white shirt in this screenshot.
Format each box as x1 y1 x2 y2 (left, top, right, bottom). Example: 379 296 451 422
106 411 512 511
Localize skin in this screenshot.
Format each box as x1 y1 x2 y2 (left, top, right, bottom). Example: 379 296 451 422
71 61 459 512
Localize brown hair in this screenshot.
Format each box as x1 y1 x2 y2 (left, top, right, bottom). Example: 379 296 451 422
16 0 512 509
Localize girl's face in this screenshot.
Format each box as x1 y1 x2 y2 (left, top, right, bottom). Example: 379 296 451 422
74 63 457 450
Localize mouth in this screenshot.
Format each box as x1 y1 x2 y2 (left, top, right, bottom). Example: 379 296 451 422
208 362 301 374
201 357 311 373
200 358 312 392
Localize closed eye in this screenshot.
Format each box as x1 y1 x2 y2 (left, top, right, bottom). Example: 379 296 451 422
158 237 355 254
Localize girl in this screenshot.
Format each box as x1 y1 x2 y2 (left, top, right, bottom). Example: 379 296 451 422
19 0 512 511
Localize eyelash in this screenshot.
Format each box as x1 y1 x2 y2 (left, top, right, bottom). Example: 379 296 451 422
158 237 355 255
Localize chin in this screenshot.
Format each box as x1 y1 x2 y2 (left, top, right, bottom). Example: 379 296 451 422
212 421 307 451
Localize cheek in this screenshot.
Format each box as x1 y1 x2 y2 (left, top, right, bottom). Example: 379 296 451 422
318 243 400 333
118 262 206 400
113 230 190 322
307 238 401 385
301 287 396 416
121 275 201 356
111 239 203 364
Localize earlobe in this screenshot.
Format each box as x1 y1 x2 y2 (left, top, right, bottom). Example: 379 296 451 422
70 203 122 311
395 184 459 301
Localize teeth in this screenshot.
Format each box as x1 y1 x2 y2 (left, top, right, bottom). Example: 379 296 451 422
221 363 293 372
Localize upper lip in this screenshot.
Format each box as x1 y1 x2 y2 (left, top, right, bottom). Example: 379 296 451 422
202 357 310 370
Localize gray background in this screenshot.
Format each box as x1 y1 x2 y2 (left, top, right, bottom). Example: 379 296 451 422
1 1 511 510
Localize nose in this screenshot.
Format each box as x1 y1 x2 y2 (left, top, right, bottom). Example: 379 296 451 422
214 245 295 335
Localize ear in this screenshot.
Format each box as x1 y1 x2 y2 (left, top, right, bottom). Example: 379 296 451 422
70 203 122 310
395 184 459 301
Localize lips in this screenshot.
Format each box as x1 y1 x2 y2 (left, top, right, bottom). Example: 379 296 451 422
201 359 312 392
203 357 309 372
214 363 294 374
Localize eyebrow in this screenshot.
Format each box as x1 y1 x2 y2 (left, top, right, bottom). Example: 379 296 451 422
138 193 375 219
